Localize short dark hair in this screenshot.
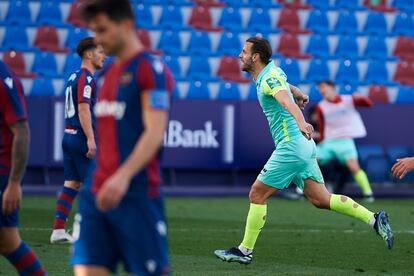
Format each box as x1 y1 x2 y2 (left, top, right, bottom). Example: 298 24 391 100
79 0 134 23
76 37 97 58
319 80 335 87
246 37 272 64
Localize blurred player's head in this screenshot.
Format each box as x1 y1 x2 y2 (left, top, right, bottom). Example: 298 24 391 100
318 80 336 99
77 37 106 70
79 0 136 57
240 37 272 74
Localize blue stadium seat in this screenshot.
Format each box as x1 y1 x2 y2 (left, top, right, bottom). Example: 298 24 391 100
186 56 212 80
65 27 89 50
306 34 330 59
134 4 153 29
163 55 181 79
357 144 384 166
186 80 211 99
158 5 184 29
395 86 414 103
364 59 390 85
172 85 181 100
306 10 330 34
219 7 243 32
30 77 55 96
280 58 301 85
334 11 358 34
392 0 414 12
32 52 58 77
307 0 331 9
36 1 64 26
335 35 359 59
308 84 323 103
247 8 274 33
386 145 413 162
216 32 241 56
365 156 391 183
1 26 31 51
157 30 182 55
187 31 212 55
217 81 241 100
306 59 330 83
62 53 81 78
392 12 414 37
5 1 32 25
364 12 387 34
364 35 389 60
335 0 366 10
339 83 358 95
250 0 281 8
335 59 359 84
247 83 257 100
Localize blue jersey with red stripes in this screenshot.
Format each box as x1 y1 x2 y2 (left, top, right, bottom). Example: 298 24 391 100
0 61 27 175
90 52 173 198
64 68 96 135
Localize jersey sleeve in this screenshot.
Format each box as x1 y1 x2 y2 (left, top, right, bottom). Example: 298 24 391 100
262 74 288 97
77 70 94 104
0 73 27 126
136 58 174 110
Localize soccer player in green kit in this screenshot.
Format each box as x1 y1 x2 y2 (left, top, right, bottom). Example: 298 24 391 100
214 37 394 265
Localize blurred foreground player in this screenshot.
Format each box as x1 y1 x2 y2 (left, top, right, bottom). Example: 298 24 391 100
50 37 106 244
214 37 394 265
72 0 174 275
0 60 46 275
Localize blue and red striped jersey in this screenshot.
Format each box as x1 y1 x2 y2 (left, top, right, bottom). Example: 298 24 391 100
64 68 97 134
91 52 174 198
0 60 27 175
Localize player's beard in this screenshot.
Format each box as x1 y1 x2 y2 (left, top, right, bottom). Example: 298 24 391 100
241 57 254 74
102 38 124 57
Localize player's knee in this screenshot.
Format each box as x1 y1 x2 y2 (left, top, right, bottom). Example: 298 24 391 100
249 188 266 204
309 197 329 209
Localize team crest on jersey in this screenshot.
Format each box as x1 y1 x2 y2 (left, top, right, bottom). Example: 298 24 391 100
87 76 93 83
266 77 281 89
119 72 133 86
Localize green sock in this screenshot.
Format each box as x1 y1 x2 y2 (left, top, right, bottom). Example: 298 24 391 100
354 170 373 196
330 194 374 224
240 203 267 250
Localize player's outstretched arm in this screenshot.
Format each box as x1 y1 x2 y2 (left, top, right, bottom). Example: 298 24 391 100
2 120 30 215
274 90 313 140
289 83 309 110
78 103 96 159
392 157 414 179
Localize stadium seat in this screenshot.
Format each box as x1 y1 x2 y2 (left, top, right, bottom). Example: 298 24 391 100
334 11 358 34
216 32 241 56
134 4 153 29
30 77 55 96
193 0 225 7
335 35 359 59
186 80 211 99
277 0 311 9
31 52 59 77
136 29 161 55
65 27 89 50
306 34 330 59
386 145 412 162
186 56 213 80
250 0 282 8
392 0 414 12
247 8 274 33
216 56 250 83
336 0 366 10
357 144 384 166
395 86 414 103
306 59 330 83
338 83 358 95
365 156 391 183
277 8 310 34
364 59 390 85
34 26 69 53
277 33 311 59
158 5 184 29
157 29 182 55
36 1 64 26
363 11 387 35
5 1 32 25
364 35 389 60
219 7 244 32
279 58 301 85
306 10 330 34
187 30 212 55
246 83 258 100
363 0 397 12
3 50 36 78
335 59 360 84
188 5 223 31
367 85 389 103
67 2 87 27
163 55 181 79
393 37 414 60
308 84 323 102
217 81 241 100
307 0 331 9
1 26 31 51
62 53 81 78
394 61 414 86
392 13 414 36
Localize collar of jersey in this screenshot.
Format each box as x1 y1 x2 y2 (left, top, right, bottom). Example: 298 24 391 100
255 60 275 87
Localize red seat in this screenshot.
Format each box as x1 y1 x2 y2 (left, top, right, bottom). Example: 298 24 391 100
278 0 311 9
136 29 162 55
188 5 223 31
368 85 389 103
216 56 250 83
277 9 311 34
277 33 311 59
394 60 414 86
393 37 414 60
67 2 87 27
3 51 36 78
192 0 225 7
34 26 69 53
363 0 397 12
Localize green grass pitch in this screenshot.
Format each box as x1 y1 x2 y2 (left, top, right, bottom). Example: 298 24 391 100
0 197 413 275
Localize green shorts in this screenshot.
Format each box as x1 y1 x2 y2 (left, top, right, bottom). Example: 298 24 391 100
257 135 324 191
317 138 358 166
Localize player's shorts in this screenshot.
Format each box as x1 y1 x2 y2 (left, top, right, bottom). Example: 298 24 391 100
71 188 170 275
258 135 324 190
317 138 358 166
0 174 19 228
62 133 91 182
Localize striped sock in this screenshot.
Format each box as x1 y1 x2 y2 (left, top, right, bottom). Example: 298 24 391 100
5 241 46 276
53 186 78 230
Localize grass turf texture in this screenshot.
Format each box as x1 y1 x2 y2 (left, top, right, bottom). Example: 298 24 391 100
0 197 413 275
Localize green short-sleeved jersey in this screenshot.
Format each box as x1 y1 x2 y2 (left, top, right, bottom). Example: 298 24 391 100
255 61 302 146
